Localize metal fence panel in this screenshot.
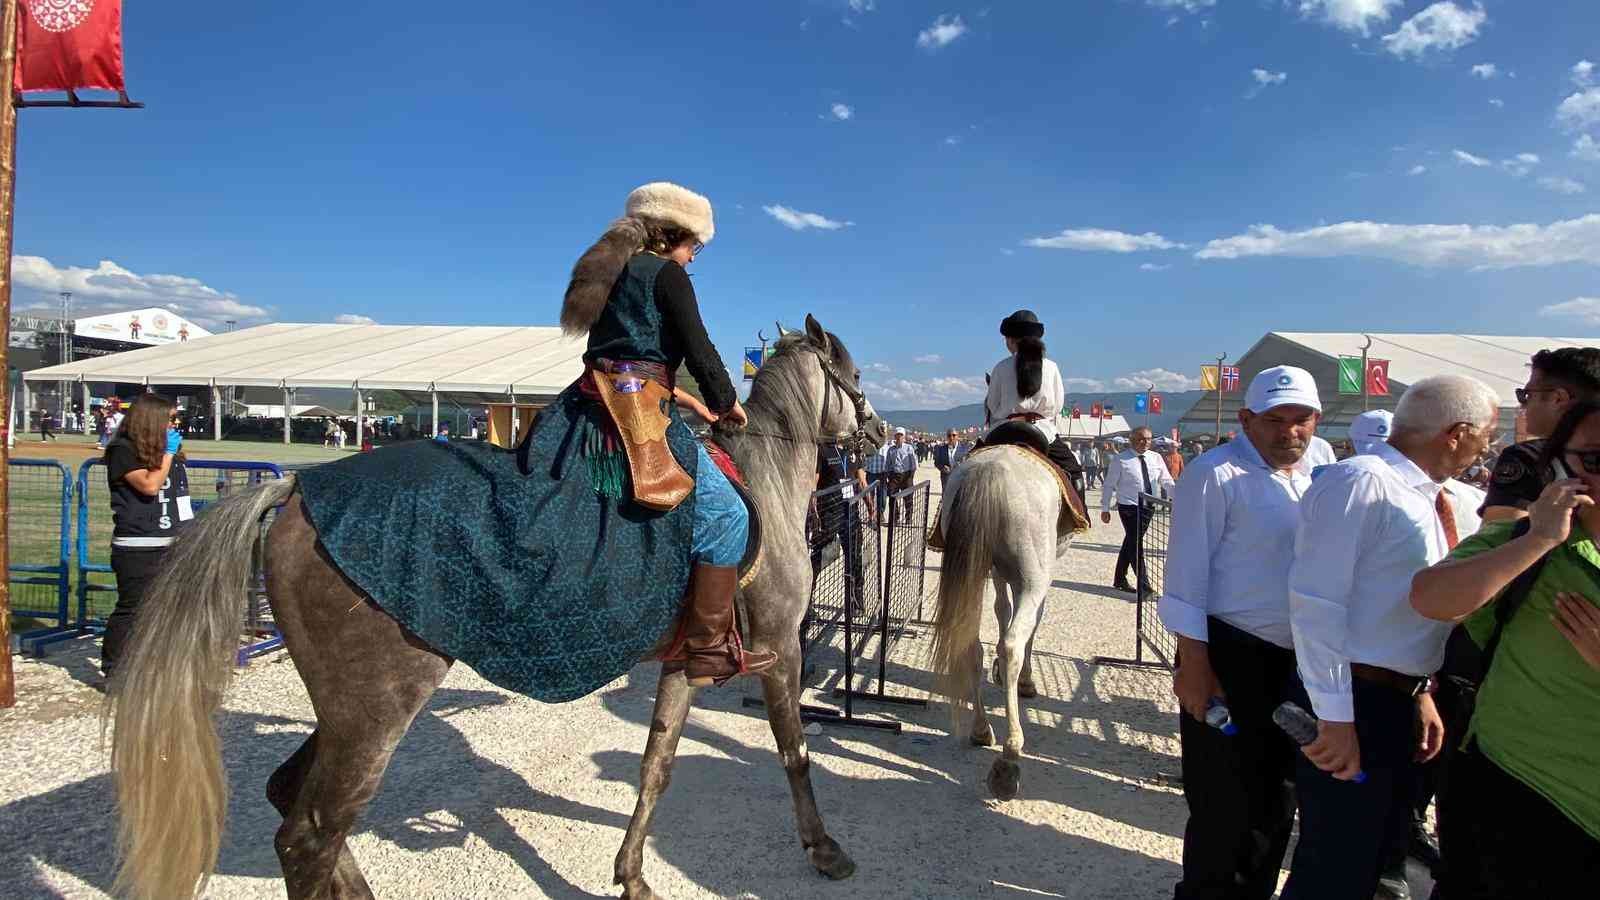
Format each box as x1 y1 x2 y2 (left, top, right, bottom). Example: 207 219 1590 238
1091 492 1175 671
8 459 73 653
74 458 286 663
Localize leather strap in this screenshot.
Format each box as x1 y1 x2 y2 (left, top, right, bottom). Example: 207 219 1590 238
589 369 693 511
1351 662 1431 697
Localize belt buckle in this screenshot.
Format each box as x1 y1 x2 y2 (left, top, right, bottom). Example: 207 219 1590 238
1409 675 1430 698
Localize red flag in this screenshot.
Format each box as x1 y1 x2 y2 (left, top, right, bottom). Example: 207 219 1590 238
1150 394 1163 414
15 0 125 92
1366 359 1391 396
1090 402 1103 419
1071 405 1082 419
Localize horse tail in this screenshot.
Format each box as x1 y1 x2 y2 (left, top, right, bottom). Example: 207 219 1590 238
110 475 297 900
928 463 1003 724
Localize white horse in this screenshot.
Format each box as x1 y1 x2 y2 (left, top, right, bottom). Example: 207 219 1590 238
928 444 1081 800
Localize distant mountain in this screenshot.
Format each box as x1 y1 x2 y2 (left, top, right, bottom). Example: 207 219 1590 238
880 390 1210 437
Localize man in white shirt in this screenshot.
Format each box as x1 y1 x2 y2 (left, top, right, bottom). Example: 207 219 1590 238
1283 375 1499 900
1100 426 1176 598
1159 364 1322 900
884 428 919 523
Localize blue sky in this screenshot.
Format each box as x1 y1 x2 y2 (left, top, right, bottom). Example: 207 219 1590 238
10 0 1600 408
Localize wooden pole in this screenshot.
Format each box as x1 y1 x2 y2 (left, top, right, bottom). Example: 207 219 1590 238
0 0 22 708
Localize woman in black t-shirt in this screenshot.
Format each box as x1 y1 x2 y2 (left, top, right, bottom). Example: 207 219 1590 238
101 393 192 679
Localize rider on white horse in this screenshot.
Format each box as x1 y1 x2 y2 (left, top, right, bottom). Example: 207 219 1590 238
983 310 1083 486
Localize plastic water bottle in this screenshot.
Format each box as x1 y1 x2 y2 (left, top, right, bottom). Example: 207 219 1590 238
1204 698 1238 735
1273 701 1367 783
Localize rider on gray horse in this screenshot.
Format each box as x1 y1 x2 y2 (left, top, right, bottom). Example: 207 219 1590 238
982 310 1083 486
561 181 776 685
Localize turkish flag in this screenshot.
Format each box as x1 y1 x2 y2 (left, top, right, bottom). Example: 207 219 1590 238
1071 405 1082 419
1366 359 1391 397
1150 394 1163 414
15 0 125 93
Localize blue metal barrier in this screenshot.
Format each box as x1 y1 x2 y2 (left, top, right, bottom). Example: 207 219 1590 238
9 458 74 656
73 458 287 664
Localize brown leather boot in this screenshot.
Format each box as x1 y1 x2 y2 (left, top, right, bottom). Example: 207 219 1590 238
675 563 777 687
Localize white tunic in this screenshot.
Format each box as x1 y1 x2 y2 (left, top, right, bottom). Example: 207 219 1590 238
984 354 1064 444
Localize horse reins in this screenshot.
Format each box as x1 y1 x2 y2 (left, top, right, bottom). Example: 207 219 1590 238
727 344 873 453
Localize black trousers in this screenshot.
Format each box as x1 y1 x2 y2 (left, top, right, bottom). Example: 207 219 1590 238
1175 618 1298 900
885 471 914 523
1115 503 1152 587
102 548 169 676
1436 742 1600 899
1281 676 1418 900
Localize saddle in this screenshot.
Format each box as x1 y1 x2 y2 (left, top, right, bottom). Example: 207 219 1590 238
986 419 1050 456
926 442 1091 552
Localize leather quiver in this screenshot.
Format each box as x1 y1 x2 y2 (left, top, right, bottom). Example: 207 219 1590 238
589 369 694 511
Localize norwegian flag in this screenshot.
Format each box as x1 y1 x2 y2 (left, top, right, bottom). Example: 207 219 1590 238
1220 365 1241 392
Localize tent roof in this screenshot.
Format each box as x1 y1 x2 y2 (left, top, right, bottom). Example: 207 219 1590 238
21 323 589 397
1061 414 1132 438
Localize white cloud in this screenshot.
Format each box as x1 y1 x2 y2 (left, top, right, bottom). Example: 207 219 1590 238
1500 152 1540 177
913 354 944 364
1537 176 1587 195
1139 262 1172 271
865 362 893 373
916 14 967 50
1025 227 1186 252
863 375 986 409
10 255 269 328
829 102 854 121
1557 88 1600 133
1470 62 1498 79
763 204 853 231
1538 297 1600 325
1195 214 1600 270
1452 148 1491 167
1114 368 1202 392
1063 376 1108 392
1295 0 1403 35
1381 2 1487 59
1575 133 1600 162
1408 164 1428 175
847 0 876 12
943 135 961 145
1247 68 1288 98
1489 97 1504 108
334 313 377 325
1573 60 1596 87
1148 0 1217 13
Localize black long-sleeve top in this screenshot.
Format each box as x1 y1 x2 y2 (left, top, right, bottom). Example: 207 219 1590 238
651 261 737 414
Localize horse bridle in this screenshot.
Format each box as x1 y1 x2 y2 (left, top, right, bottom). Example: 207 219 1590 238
737 344 874 450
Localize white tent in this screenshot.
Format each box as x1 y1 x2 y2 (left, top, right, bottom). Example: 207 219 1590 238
1060 414 1132 439
21 322 589 442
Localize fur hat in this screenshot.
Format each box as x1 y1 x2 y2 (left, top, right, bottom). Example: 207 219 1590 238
1000 309 1045 339
624 182 715 245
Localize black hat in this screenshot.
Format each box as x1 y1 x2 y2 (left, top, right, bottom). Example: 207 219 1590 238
999 309 1044 339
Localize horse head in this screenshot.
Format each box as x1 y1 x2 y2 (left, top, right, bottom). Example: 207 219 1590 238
800 314 885 448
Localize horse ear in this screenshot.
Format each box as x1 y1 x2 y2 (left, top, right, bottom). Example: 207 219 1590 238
804 314 830 353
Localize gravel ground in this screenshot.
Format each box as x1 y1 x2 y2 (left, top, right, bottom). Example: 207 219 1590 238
1 463 1195 899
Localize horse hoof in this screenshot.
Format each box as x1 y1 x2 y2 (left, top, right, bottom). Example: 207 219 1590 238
970 727 996 747
987 757 1022 801
618 879 659 900
1017 681 1037 699
807 836 856 880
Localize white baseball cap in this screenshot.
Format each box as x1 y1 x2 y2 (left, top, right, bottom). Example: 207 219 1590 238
1245 365 1322 414
894 426 906 435
1348 409 1394 452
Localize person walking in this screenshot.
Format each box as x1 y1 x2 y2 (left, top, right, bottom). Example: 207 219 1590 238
1101 425 1175 598
100 394 193 680
1411 401 1600 899
1481 347 1600 523
1282 375 1500 900
1159 364 1322 900
1161 439 1184 481
38 410 56 441
864 435 887 523
932 428 968 491
884 427 919 524
1081 441 1101 490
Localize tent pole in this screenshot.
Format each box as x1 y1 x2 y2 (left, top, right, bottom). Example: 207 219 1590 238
81 381 90 434
19 379 28 437
431 388 439 437
355 387 364 450
283 386 292 445
212 384 222 441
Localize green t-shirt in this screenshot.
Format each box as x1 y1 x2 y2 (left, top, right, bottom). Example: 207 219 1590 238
1451 520 1600 840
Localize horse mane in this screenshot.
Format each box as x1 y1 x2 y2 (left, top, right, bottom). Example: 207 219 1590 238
1014 337 1044 398
714 331 822 446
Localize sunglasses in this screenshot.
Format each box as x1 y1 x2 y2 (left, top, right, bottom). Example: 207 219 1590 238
1566 448 1600 475
691 242 706 257
1515 387 1560 405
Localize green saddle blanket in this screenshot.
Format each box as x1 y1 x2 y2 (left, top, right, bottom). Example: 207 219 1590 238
295 387 697 701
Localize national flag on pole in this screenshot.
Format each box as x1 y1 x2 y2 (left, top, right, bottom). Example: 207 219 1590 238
1200 365 1219 391
1133 393 1149 414
1103 404 1116 419
1150 394 1163 414
1089 401 1103 418
1338 357 1363 394
1338 357 1391 395
742 347 765 381
1070 405 1082 419
1220 366 1241 392
15 0 126 92
1366 359 1391 396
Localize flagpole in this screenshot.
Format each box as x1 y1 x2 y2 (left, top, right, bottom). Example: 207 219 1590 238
1145 382 1153 432
1360 333 1372 412
0 0 21 708
1214 352 1227 445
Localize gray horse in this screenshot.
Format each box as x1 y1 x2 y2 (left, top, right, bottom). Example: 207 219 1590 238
108 315 885 900
928 445 1077 800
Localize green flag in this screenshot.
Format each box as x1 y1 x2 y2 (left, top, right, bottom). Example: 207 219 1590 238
1338 356 1364 394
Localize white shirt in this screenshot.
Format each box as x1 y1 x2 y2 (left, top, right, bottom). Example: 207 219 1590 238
1158 436 1311 648
1297 434 1338 475
885 442 918 474
1101 448 1176 511
1288 442 1455 722
984 354 1064 444
1441 478 1485 540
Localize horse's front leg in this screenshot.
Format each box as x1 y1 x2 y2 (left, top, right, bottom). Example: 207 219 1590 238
760 635 856 881
615 668 697 900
